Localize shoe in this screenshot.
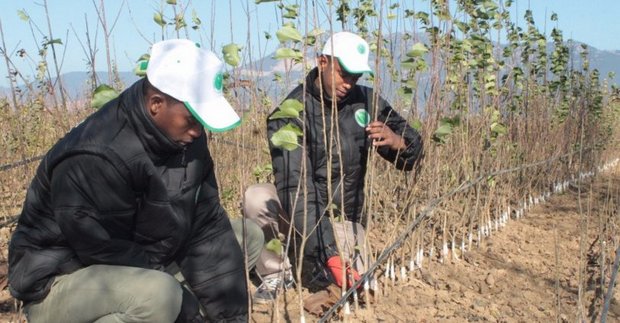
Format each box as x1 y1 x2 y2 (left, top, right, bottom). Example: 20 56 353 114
253 271 294 304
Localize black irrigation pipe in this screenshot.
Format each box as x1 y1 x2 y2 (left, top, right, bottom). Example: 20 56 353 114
0 214 19 228
0 155 44 172
213 138 260 151
0 139 258 174
319 148 600 322
601 245 620 323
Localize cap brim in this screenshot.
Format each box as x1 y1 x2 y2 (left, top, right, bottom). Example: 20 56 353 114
337 58 373 76
184 96 241 133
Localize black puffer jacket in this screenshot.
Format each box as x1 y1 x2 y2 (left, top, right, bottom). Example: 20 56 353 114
8 79 247 322
267 68 423 261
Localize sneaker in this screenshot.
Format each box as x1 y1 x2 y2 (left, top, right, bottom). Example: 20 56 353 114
253 272 294 304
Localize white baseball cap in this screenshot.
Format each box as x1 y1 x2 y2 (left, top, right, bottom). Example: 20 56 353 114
145 39 241 132
321 32 372 75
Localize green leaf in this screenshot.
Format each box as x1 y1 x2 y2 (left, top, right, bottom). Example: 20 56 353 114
273 72 282 82
222 43 241 67
91 84 119 110
433 123 453 141
410 119 423 131
270 124 302 151
303 28 324 46
282 5 299 19
487 175 496 187
551 12 558 22
276 26 303 43
307 28 324 37
432 116 460 143
454 21 469 33
44 38 63 46
265 239 282 256
401 58 416 69
166 0 177 4
416 11 430 25
397 87 413 102
269 99 303 120
274 48 302 60
490 122 507 136
415 60 428 72
17 9 30 21
191 9 201 27
406 42 428 58
482 0 499 11
174 14 186 30
154 12 166 27
255 0 280 3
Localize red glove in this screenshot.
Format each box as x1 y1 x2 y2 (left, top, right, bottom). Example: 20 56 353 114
326 255 361 289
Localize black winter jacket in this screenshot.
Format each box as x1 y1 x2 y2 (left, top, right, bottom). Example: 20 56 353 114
8 79 247 322
267 68 423 262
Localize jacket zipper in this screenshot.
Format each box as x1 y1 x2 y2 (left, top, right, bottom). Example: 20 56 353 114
181 147 188 190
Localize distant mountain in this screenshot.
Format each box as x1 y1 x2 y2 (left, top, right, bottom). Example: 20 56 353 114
574 45 620 83
59 71 140 99
236 36 619 107
1 39 617 102
0 71 139 100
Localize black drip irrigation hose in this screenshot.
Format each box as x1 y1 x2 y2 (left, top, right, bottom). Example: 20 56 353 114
0 215 19 228
601 245 620 323
0 139 258 174
318 149 604 322
0 155 44 172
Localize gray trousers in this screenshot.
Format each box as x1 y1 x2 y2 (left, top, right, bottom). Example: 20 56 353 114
243 183 367 277
24 265 183 323
24 218 263 323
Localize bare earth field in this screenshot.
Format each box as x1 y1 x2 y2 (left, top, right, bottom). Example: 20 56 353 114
1 168 619 323
251 167 620 322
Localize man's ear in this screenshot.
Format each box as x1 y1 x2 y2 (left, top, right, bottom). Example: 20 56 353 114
146 93 166 117
316 55 328 70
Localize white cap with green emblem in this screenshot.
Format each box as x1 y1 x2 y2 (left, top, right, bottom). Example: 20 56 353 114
321 31 373 75
145 39 241 132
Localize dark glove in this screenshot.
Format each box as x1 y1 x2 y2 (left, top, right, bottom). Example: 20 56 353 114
326 255 361 289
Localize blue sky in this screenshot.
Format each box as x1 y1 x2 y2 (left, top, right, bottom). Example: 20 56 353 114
0 0 618 88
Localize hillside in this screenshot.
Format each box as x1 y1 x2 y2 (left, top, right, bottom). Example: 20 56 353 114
1 38 618 102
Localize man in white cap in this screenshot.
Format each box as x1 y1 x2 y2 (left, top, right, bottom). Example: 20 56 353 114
247 32 423 302
8 39 261 322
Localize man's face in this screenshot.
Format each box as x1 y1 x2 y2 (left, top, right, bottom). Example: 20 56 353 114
148 93 203 146
317 56 362 102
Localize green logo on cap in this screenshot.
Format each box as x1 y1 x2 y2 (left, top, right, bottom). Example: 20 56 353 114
357 44 366 54
354 109 370 127
214 72 223 92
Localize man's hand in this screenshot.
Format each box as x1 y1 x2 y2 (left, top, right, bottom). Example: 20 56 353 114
366 121 406 150
326 255 361 289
